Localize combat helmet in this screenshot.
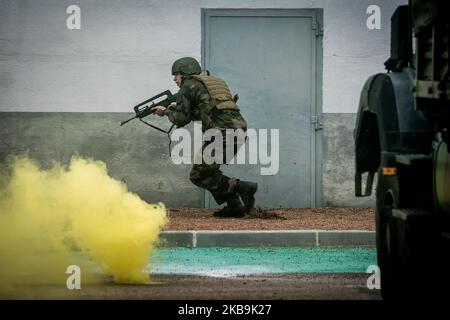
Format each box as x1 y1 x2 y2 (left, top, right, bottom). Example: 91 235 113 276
171 57 202 75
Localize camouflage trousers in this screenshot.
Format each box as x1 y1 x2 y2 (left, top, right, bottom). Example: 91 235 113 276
189 131 246 205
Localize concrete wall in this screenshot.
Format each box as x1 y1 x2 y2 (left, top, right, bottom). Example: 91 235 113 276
0 0 406 207
0 0 406 113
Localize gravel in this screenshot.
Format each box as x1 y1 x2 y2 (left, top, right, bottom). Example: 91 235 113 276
164 207 375 231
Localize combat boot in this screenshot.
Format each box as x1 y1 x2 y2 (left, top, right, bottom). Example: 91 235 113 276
235 180 258 214
213 195 245 218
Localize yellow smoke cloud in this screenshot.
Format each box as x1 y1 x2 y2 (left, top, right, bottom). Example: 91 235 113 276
0 155 167 292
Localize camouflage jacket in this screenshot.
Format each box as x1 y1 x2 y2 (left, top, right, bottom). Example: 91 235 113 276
165 76 247 132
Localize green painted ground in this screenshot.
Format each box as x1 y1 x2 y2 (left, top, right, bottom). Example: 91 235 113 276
148 247 377 276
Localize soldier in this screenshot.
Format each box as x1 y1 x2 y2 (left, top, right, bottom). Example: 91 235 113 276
153 57 257 217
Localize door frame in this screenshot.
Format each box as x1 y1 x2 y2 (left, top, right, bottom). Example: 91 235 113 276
201 8 323 208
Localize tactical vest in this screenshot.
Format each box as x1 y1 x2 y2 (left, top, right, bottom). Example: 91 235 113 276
192 75 240 111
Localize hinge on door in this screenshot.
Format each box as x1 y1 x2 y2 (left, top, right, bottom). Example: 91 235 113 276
311 115 323 131
312 21 323 37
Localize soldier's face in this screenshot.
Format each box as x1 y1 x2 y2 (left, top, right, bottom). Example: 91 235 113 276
173 74 182 87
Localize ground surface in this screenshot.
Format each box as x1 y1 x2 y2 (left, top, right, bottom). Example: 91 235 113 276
1 208 378 300
3 274 380 300
164 207 375 231
1 247 379 300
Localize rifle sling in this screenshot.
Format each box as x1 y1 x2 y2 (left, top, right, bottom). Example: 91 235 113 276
139 119 175 156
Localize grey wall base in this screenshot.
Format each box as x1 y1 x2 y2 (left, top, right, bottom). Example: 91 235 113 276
0 112 375 208
322 113 376 207
0 112 203 207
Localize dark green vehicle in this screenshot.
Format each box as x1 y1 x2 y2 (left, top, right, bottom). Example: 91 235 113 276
354 0 449 299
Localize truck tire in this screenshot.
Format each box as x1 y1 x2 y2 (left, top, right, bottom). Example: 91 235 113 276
376 166 440 299
375 171 402 299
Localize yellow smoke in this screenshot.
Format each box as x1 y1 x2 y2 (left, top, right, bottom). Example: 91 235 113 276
0 155 167 291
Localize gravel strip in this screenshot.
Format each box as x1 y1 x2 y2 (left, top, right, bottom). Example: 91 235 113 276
164 207 375 231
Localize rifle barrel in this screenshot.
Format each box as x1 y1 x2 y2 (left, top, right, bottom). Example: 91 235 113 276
120 115 137 126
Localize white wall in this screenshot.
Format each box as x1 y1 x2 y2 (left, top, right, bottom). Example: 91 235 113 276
0 0 407 113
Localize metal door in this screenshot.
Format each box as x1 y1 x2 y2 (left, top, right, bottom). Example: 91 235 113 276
202 9 323 208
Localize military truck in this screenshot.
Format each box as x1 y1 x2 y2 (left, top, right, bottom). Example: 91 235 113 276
354 0 449 298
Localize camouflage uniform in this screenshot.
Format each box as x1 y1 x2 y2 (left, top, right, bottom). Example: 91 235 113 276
165 76 248 205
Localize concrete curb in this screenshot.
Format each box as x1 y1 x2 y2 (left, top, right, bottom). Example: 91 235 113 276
157 230 375 248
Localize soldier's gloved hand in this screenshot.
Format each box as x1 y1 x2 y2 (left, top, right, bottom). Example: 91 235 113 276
168 102 177 110
152 106 166 116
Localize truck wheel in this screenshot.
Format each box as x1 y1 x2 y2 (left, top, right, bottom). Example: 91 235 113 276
376 168 440 299
375 173 402 299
